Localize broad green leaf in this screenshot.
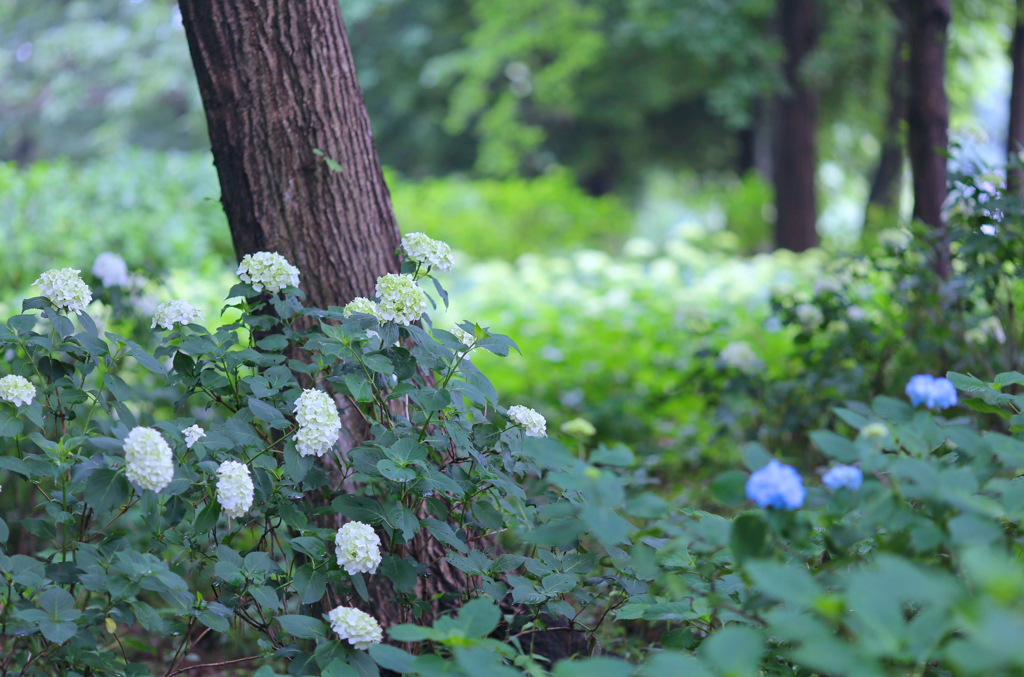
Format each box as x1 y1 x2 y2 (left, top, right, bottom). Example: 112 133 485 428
277 614 327 639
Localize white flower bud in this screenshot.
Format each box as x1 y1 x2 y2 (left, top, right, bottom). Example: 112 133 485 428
151 299 203 330
334 522 382 575
182 424 205 449
375 273 427 326
92 253 131 288
0 375 35 407
123 426 174 493
293 389 341 457
401 232 454 272
34 268 92 315
236 251 300 293
216 460 254 519
326 606 383 650
507 405 547 438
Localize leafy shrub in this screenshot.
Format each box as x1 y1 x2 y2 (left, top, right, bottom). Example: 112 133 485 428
388 167 633 260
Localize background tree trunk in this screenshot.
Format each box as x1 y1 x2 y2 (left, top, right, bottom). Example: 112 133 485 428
178 0 466 629
905 0 951 277
773 0 819 252
1008 0 1024 195
865 2 909 226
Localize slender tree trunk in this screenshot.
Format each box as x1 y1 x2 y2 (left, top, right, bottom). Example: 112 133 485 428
866 2 909 226
906 0 951 277
773 0 819 252
1008 0 1024 195
178 0 466 629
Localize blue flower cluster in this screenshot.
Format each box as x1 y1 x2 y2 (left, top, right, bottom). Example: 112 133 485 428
822 464 863 491
905 374 958 410
746 460 805 510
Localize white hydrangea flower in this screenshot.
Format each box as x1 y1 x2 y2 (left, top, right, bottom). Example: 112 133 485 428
718 341 762 375
293 389 342 457
0 375 36 407
92 252 131 288
151 299 203 330
326 606 383 650
216 460 255 519
343 297 382 321
34 268 92 315
507 405 547 438
401 232 454 272
375 273 427 326
450 325 476 360
182 424 205 449
123 426 174 493
236 251 300 293
334 522 382 575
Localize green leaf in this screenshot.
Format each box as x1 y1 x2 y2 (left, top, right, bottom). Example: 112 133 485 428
193 499 221 534
553 657 634 677
345 374 374 402
278 500 308 530
0 409 24 438
248 396 287 426
380 555 418 593
730 512 769 564
38 588 80 621
746 560 822 607
589 444 634 467
809 430 858 463
128 345 166 375
698 625 763 677
131 600 167 633
250 585 280 611
290 537 327 560
458 598 500 638
38 619 78 644
368 644 416 673
293 564 327 604
996 371 1024 388
85 468 130 514
362 354 394 375
377 459 417 483
710 470 748 505
277 614 327 639
284 444 314 483
638 652 713 677
422 517 467 553
332 496 386 524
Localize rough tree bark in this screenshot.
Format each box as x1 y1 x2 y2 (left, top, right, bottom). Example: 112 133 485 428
1008 0 1024 195
178 0 466 628
905 0 951 277
773 0 820 252
865 2 909 224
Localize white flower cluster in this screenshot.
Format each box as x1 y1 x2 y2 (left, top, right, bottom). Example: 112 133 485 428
151 299 203 330
123 426 174 493
452 325 475 350
0 375 35 407
216 460 255 519
34 268 92 315
334 521 382 575
966 317 1007 346
718 341 762 375
507 405 547 438
293 389 341 457
375 273 427 326
236 251 300 293
92 252 131 288
401 232 454 272
343 297 382 321
326 606 383 650
182 424 205 449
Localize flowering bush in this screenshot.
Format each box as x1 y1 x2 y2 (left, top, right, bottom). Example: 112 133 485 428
7 226 1024 676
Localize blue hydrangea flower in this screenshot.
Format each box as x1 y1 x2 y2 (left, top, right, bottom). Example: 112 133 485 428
822 464 863 491
905 374 958 410
746 460 805 510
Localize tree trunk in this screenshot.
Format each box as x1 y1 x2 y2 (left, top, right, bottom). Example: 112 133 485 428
178 0 401 307
178 0 466 628
906 0 951 277
1008 0 1024 195
866 2 909 226
773 0 819 252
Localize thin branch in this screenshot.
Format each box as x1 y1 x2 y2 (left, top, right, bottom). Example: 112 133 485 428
167 655 261 677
